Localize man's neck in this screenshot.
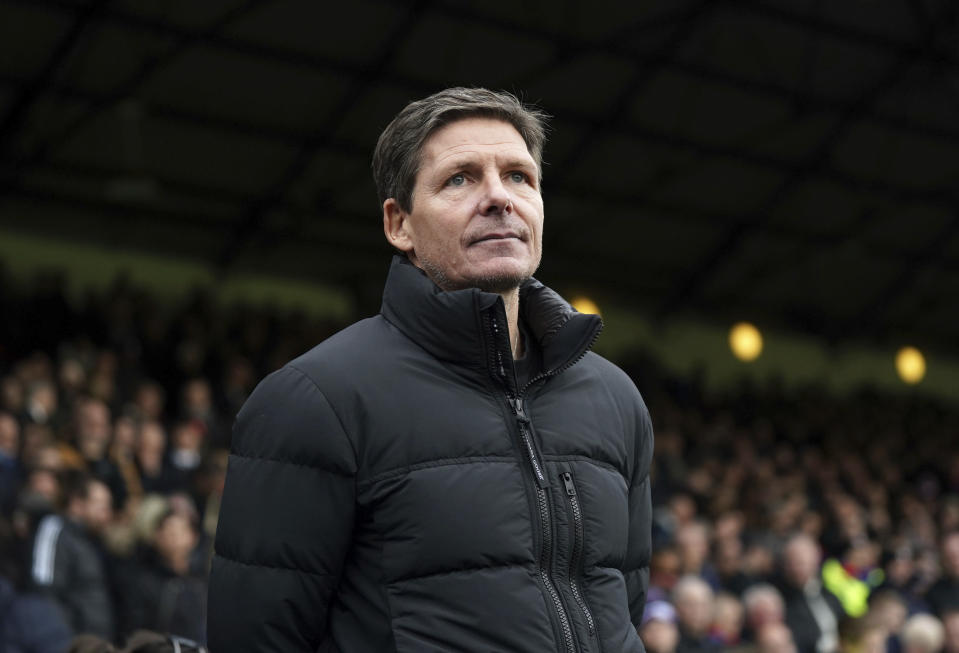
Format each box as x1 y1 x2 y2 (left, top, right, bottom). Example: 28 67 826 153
500 288 523 360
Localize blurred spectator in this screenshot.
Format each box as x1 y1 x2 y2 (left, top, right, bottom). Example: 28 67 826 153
742 583 786 642
778 533 844 653
132 381 165 423
73 398 128 510
641 600 680 653
876 541 929 615
709 592 745 648
25 379 59 428
674 574 720 652
677 520 720 590
180 379 228 449
755 622 798 653
943 608 959 653
30 471 115 640
823 537 883 618
866 588 908 653
925 531 959 617
0 411 22 513
651 545 683 595
838 616 886 653
118 510 206 643
1 374 24 415
0 514 72 652
165 421 204 494
899 613 945 653
135 421 171 494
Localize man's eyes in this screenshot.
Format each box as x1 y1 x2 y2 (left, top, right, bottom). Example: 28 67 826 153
444 171 531 186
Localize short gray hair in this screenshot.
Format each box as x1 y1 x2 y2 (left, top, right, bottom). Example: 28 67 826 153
372 87 549 212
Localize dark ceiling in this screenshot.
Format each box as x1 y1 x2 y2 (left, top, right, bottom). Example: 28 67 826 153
0 0 957 353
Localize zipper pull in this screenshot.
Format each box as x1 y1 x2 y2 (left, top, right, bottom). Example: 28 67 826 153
562 472 576 496
512 397 530 423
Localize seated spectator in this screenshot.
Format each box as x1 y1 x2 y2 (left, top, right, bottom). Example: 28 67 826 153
778 532 844 653
715 533 753 596
164 421 204 494
73 398 128 510
900 613 945 653
0 514 72 653
133 381 166 424
755 621 798 653
673 574 719 652
677 520 720 590
135 421 173 495
943 608 959 653
838 615 886 653
0 411 22 514
709 592 745 649
640 600 680 653
650 545 683 596
118 510 206 644
30 471 115 640
866 589 907 653
876 541 929 615
925 531 959 617
742 583 786 642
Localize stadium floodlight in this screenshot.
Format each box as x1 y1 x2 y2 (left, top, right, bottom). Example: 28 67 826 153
729 322 763 362
571 296 601 316
895 346 926 385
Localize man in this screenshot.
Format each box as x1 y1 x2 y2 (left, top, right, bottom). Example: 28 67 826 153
926 531 959 617
208 88 654 652
672 575 719 652
640 600 680 653
777 533 844 653
943 607 959 653
30 470 115 639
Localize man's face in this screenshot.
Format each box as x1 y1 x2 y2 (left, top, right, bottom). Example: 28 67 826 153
944 534 959 578
384 117 544 293
83 480 113 533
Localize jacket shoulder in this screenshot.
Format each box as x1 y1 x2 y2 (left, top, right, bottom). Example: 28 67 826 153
285 316 400 388
579 352 648 413
578 352 653 480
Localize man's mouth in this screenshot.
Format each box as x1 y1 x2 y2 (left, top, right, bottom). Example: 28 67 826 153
472 232 523 244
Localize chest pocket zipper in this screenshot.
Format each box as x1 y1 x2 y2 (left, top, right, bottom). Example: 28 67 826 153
561 472 597 638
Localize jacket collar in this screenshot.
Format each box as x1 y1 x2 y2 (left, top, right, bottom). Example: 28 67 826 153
380 256 602 374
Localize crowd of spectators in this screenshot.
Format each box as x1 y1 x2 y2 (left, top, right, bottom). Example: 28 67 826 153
0 268 957 652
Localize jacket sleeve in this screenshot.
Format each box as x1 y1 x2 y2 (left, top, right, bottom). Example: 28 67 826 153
623 399 654 627
208 365 357 652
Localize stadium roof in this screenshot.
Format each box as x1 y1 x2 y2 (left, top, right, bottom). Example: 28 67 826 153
0 0 957 354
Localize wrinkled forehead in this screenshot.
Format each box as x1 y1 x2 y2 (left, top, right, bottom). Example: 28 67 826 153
420 117 535 169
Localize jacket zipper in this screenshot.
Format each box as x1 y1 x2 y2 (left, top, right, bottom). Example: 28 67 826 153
488 309 602 653
562 472 596 638
512 396 575 653
489 312 575 653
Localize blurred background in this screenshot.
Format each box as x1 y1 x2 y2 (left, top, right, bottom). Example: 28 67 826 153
0 1 957 652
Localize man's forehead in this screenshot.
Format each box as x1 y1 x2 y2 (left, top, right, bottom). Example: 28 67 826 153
422 117 534 166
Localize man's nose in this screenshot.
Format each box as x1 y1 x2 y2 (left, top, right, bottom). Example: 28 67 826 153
477 174 512 215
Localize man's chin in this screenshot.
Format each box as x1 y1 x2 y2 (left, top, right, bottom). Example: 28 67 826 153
420 258 534 294
469 273 529 294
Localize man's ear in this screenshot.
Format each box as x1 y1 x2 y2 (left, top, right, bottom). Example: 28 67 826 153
383 198 414 254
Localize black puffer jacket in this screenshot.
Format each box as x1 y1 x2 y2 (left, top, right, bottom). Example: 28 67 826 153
209 257 653 652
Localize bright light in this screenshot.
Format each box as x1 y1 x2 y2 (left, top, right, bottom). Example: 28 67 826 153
729 322 763 362
895 346 926 385
571 296 600 315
